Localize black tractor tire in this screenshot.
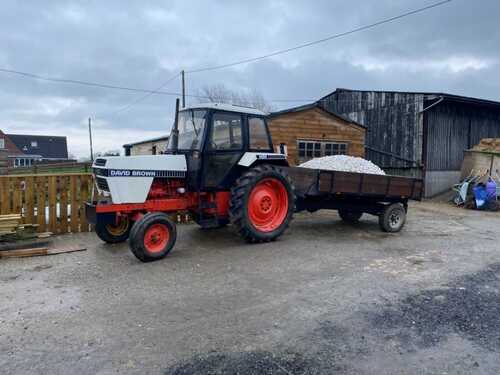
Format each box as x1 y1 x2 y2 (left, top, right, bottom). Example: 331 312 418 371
95 216 132 244
129 212 177 262
229 164 295 243
338 209 363 223
379 203 406 233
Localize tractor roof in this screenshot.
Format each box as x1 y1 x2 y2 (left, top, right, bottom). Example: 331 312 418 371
181 103 267 116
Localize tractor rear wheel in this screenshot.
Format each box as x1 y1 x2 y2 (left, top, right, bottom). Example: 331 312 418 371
95 216 132 244
338 209 363 223
229 164 295 243
129 213 177 262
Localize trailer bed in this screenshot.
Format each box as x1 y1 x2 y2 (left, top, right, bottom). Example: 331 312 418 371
286 167 423 201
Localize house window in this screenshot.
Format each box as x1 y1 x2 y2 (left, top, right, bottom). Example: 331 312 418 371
0 138 4 149
31 141 38 148
297 140 348 161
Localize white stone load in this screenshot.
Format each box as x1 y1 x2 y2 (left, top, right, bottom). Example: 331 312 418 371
299 155 386 175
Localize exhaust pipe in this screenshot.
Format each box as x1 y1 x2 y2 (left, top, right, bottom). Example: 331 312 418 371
169 98 180 153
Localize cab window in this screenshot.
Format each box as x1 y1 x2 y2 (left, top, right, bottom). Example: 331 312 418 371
209 113 243 150
248 117 271 150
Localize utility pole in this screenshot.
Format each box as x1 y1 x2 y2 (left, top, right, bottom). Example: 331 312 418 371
181 70 186 108
88 117 94 162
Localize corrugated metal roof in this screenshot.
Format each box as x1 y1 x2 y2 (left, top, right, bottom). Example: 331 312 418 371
320 88 500 108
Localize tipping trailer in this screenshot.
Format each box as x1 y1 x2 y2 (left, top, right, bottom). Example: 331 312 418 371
86 101 422 262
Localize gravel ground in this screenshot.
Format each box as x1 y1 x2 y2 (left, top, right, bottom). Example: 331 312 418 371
1 201 499 374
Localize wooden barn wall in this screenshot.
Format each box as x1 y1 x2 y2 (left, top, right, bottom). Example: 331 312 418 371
268 107 366 166
425 102 500 171
320 91 424 171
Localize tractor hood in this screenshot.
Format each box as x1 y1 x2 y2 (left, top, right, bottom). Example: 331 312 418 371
92 155 187 204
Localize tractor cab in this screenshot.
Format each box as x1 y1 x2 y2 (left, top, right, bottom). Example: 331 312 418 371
166 103 282 191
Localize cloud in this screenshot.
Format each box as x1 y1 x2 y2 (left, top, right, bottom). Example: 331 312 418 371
352 56 496 74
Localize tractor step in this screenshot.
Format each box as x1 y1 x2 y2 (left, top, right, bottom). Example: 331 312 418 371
197 218 222 229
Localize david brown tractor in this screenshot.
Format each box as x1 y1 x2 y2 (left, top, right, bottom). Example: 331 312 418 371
86 102 295 262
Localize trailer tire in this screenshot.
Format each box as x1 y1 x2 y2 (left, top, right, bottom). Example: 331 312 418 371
338 209 363 223
229 164 295 243
95 216 132 244
379 203 406 233
129 213 177 262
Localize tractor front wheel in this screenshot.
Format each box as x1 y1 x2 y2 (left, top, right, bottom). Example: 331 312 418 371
229 164 295 243
95 216 132 244
129 213 177 262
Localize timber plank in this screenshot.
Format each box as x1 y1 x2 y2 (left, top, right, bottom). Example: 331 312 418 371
70 175 79 233
48 176 57 233
25 176 35 224
36 176 47 233
79 175 89 232
59 175 69 234
0 178 10 214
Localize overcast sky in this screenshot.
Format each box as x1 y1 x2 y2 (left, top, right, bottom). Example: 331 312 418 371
1 0 499 158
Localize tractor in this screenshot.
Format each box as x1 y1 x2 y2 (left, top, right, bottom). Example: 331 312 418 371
86 101 295 262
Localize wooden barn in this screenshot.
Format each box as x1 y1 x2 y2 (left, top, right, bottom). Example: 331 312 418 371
320 89 500 197
267 103 366 166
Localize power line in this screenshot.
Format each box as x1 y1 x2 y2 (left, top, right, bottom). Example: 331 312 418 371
109 72 181 116
0 67 182 96
0 65 443 111
186 0 453 73
0 67 317 103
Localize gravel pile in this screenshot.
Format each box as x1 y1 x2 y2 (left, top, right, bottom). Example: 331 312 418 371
299 155 386 175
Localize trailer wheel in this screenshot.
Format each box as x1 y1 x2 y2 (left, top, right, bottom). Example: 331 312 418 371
338 209 363 223
95 216 132 244
379 203 406 233
229 164 295 243
129 213 177 262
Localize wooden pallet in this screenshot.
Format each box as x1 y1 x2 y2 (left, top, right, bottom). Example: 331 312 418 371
0 214 22 233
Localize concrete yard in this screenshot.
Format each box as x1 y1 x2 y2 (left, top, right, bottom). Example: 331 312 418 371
1 202 500 374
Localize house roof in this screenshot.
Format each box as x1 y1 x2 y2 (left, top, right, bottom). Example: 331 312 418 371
319 88 500 109
6 133 68 159
268 102 367 129
123 135 170 148
0 130 23 155
183 103 268 116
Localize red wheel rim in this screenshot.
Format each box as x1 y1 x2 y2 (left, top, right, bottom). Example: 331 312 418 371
248 178 289 232
144 223 170 253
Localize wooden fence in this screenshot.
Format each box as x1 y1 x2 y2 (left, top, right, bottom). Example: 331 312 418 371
7 161 92 175
0 173 93 234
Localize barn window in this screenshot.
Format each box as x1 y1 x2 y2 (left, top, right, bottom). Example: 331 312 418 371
0 138 4 149
314 142 321 157
297 140 348 161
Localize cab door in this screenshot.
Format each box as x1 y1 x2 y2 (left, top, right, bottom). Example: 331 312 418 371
202 111 246 190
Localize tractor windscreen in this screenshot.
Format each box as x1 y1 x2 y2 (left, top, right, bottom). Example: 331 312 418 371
170 109 207 151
